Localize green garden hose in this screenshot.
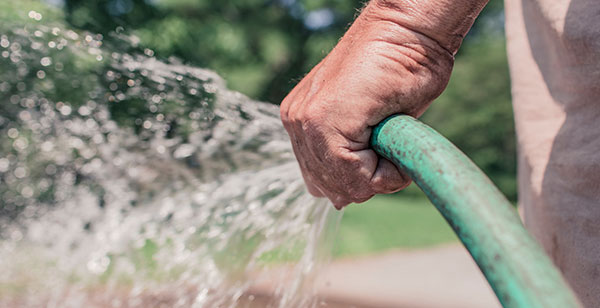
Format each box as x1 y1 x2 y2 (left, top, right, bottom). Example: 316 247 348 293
371 115 581 308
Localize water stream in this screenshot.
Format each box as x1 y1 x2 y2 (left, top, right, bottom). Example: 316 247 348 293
0 5 341 307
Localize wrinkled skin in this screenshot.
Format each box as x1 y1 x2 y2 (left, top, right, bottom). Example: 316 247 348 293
280 1 469 209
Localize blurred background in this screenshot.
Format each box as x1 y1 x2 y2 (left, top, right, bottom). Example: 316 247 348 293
3 0 515 258
1 0 513 306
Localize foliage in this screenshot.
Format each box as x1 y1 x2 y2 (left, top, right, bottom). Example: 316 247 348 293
61 0 506 101
422 36 516 200
63 0 365 102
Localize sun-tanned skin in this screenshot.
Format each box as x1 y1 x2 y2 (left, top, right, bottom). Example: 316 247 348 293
280 0 488 208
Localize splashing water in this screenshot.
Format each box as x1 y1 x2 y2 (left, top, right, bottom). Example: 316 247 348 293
0 3 341 307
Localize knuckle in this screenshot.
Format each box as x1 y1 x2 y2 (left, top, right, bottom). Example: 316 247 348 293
300 109 324 133
279 94 293 122
338 153 361 169
371 176 385 188
280 104 290 125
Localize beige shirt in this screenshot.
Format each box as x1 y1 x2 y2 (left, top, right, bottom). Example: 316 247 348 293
505 0 600 306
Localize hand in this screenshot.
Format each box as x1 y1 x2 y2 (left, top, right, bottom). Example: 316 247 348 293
280 2 458 209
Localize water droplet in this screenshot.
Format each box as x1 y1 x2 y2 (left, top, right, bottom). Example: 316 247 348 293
40 57 52 66
10 95 19 104
21 186 34 198
14 167 27 179
65 30 78 40
36 70 46 79
194 288 209 305
7 128 19 139
173 144 195 159
10 53 21 63
10 42 21 52
45 164 57 175
18 111 31 121
0 158 9 172
59 105 72 116
0 37 9 48
41 141 54 152
127 79 135 87
13 138 29 151
87 254 110 275
78 106 91 116
48 41 56 48
31 42 43 50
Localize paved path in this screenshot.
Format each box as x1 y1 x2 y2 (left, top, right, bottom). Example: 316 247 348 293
250 244 502 307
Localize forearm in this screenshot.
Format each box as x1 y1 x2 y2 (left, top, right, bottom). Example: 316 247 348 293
362 0 490 54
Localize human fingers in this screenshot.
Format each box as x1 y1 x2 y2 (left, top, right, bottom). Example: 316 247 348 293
369 157 411 194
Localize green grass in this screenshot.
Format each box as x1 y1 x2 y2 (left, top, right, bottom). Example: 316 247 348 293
333 191 458 257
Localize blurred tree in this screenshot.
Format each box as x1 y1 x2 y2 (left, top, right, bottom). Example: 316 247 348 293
61 0 505 102
63 0 365 102
422 36 517 200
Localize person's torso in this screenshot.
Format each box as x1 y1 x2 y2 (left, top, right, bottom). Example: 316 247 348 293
504 0 600 306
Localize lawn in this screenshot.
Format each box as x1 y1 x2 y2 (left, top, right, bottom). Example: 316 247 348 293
334 189 458 257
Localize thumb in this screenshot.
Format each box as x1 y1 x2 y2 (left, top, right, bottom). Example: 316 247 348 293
370 157 411 194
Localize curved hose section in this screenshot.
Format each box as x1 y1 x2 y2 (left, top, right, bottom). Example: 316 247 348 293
371 115 581 308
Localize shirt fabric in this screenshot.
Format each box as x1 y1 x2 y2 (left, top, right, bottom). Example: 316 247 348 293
504 0 600 306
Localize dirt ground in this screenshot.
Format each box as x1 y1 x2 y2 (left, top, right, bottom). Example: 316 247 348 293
250 244 502 308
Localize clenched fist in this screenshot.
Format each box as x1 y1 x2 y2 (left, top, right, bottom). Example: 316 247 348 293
281 0 487 208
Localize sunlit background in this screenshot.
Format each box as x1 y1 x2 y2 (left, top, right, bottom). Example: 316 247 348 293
0 0 513 307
